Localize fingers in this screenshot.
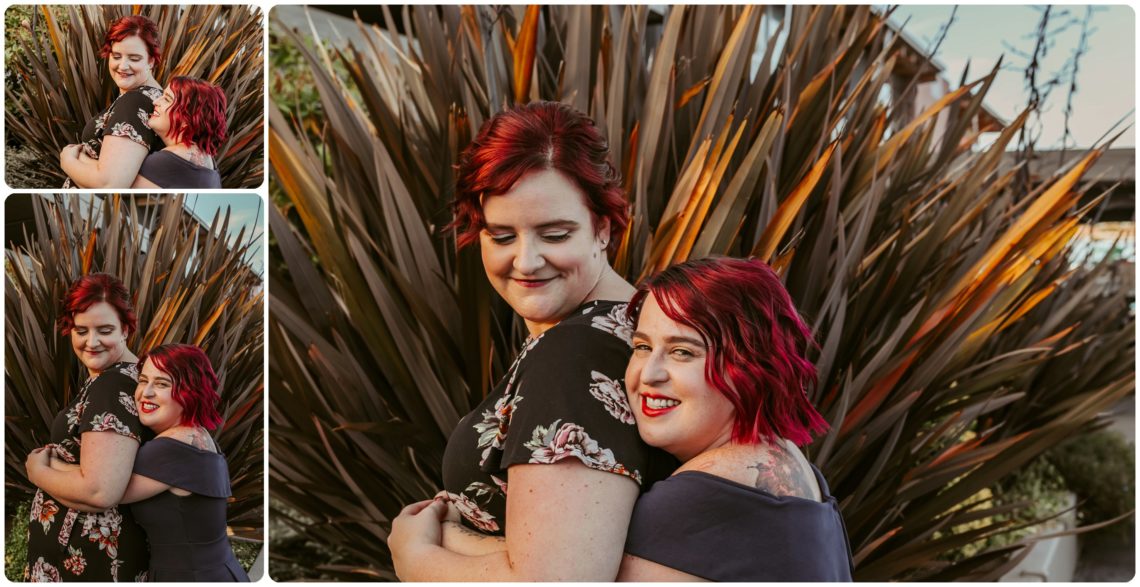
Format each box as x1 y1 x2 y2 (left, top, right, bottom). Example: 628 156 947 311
399 499 438 517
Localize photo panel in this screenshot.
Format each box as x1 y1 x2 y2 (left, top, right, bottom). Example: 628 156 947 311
4 5 264 190
5 193 265 581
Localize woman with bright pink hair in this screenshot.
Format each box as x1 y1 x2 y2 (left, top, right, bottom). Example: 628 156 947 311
388 101 675 581
618 256 853 581
60 15 165 188
24 273 151 581
46 344 250 582
132 76 227 189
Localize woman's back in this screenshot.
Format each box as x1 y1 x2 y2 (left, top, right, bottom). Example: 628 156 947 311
623 444 853 582
130 437 249 582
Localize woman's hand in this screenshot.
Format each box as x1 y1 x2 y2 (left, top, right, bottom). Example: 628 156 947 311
389 499 448 580
25 446 51 481
59 144 82 167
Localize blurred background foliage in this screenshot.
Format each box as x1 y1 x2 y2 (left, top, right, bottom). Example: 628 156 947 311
4 195 265 567
4 5 265 188
267 5 1133 581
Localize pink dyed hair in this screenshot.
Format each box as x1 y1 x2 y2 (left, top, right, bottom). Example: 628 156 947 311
57 273 138 337
449 101 627 252
165 76 228 157
628 256 829 446
137 344 223 430
100 15 162 68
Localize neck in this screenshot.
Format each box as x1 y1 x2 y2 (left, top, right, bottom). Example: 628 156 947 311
583 265 636 305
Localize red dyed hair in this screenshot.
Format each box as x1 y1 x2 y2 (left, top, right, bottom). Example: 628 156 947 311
57 273 138 337
165 76 228 157
100 15 162 69
138 344 223 430
628 257 829 446
450 101 627 252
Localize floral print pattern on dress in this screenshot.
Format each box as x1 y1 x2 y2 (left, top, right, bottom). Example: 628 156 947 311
58 509 78 547
83 510 123 559
589 371 635 424
67 397 89 428
118 391 138 416
30 557 62 582
109 122 145 146
136 108 151 128
473 394 522 467
63 547 86 576
30 491 58 533
591 302 633 346
88 413 139 440
525 419 642 483
442 491 500 533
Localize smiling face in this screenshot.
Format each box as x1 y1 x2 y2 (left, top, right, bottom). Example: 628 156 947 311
626 294 736 463
135 359 184 434
480 168 611 335
149 86 175 137
107 35 153 93
70 301 131 377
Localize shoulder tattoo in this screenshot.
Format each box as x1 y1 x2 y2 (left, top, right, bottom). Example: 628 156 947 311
746 445 815 498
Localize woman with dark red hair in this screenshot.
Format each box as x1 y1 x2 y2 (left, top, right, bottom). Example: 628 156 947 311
46 344 250 582
133 77 227 189
23 273 151 581
618 256 853 581
59 15 165 188
387 102 674 580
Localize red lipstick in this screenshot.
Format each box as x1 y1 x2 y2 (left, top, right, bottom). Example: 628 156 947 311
640 393 680 417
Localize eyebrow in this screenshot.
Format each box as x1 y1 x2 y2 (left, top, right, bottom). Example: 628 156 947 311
631 332 707 347
484 220 580 231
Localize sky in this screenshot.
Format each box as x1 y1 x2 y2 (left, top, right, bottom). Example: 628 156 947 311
890 5 1135 149
184 195 265 277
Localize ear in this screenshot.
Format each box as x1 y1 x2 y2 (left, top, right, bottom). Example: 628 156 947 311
596 216 612 247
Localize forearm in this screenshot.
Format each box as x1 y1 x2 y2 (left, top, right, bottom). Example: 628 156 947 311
60 156 118 188
441 522 507 557
30 466 123 510
402 545 519 582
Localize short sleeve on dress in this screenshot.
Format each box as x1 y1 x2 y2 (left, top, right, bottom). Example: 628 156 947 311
488 304 648 484
76 363 146 442
103 89 159 149
133 438 231 498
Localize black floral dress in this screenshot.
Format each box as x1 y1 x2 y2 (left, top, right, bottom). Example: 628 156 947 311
441 300 674 535
63 86 164 188
26 362 153 582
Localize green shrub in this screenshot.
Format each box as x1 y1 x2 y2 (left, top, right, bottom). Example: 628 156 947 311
5 500 30 581
1050 429 1135 539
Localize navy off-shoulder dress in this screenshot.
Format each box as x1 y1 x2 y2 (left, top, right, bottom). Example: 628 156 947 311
625 465 854 581
130 437 249 582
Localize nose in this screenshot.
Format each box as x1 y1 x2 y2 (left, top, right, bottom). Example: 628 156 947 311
139 383 155 398
639 352 669 386
85 331 100 349
512 237 546 275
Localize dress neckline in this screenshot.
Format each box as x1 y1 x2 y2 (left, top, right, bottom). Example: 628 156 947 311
671 466 835 505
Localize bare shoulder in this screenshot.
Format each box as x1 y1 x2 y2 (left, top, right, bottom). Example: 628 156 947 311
618 553 709 582
679 442 821 501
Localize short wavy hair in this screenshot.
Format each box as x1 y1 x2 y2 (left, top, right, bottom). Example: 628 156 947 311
100 15 162 69
166 76 228 157
449 101 627 252
138 344 223 430
628 256 828 446
57 273 137 337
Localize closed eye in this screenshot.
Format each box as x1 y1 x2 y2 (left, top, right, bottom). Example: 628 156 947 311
488 233 515 245
541 232 571 243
